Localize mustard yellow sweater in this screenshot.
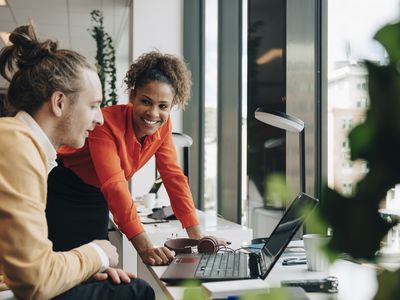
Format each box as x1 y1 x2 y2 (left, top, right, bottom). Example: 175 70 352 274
0 118 102 300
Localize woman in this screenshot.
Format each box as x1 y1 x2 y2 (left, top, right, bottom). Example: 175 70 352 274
46 51 206 265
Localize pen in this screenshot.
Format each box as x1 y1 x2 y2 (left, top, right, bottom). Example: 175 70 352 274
141 220 169 224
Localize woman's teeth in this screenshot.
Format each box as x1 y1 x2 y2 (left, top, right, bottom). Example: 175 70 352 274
144 119 157 125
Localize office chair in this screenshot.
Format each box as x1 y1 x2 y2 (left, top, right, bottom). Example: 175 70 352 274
149 132 193 194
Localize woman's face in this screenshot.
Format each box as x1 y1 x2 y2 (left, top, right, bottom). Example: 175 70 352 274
131 81 174 142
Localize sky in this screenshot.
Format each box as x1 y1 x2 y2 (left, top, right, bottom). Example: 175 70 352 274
328 0 400 70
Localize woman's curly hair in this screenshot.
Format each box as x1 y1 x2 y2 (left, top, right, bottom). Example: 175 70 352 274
125 51 192 109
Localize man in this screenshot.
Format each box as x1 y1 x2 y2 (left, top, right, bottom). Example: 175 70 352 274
0 25 154 300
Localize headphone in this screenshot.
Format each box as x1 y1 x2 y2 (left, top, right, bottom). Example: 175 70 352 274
164 237 221 254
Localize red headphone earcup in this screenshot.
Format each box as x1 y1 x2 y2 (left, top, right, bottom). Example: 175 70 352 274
198 236 219 253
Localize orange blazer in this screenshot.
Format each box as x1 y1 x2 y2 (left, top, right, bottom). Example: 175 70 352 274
58 104 199 239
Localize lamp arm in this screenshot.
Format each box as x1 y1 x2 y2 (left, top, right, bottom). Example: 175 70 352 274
299 129 306 193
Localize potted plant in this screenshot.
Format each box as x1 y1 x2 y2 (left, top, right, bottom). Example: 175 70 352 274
318 21 400 300
88 9 117 107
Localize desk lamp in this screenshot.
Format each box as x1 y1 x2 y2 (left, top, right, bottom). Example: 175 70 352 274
255 107 305 193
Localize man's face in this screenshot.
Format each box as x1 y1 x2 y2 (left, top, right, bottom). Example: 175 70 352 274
59 69 103 148
131 81 174 143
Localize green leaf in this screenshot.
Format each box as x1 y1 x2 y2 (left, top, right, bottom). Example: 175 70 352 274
374 22 400 65
240 288 291 300
89 9 117 107
374 270 400 300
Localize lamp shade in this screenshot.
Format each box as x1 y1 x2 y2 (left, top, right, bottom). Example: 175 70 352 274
172 132 193 147
255 107 306 194
255 108 304 133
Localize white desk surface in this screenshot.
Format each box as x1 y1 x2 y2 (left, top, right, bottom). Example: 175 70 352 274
141 241 379 300
141 209 250 237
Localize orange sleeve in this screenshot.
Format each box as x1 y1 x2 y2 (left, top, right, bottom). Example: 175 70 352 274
156 123 199 228
87 126 144 240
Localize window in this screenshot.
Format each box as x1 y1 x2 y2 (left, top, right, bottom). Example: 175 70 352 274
341 118 352 130
342 161 353 174
184 0 317 224
356 98 368 108
184 0 243 223
361 162 369 174
341 139 350 152
362 82 367 90
204 0 219 214
327 0 398 191
342 183 353 196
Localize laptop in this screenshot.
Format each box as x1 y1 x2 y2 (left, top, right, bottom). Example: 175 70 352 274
160 192 318 284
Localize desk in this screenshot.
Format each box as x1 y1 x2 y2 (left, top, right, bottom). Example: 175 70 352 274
132 210 253 299
116 209 253 277
140 241 379 300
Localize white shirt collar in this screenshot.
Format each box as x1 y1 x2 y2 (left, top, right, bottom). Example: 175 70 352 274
15 111 58 173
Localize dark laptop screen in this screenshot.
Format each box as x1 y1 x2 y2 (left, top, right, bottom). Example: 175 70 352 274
259 193 318 279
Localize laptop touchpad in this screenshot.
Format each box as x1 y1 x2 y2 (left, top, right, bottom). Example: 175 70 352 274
175 257 197 263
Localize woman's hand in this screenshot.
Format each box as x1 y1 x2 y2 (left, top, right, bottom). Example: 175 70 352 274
130 231 175 265
91 267 136 284
139 246 175 265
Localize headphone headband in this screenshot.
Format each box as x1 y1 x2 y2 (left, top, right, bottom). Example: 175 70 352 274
164 237 220 254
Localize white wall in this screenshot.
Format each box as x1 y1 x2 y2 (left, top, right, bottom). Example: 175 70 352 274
130 0 184 199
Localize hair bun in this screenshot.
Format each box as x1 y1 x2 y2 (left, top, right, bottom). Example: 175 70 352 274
9 25 58 70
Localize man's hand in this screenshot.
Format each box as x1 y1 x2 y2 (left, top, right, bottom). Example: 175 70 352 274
92 240 119 267
91 267 135 284
139 246 175 265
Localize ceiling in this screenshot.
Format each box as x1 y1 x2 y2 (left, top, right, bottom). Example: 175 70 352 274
0 0 131 88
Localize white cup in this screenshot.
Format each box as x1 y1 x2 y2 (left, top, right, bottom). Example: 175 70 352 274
143 193 156 209
303 234 331 272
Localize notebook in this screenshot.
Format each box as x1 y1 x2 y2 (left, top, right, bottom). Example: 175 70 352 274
160 192 318 284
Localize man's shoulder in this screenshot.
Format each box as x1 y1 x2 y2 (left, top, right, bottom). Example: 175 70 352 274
0 117 32 136
0 118 38 152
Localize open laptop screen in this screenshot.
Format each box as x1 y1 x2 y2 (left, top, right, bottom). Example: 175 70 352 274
259 192 318 279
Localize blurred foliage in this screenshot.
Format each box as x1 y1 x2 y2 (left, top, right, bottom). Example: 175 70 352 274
264 172 290 208
88 9 117 107
181 280 208 300
319 21 400 260
375 269 400 300
317 21 400 300
239 288 291 300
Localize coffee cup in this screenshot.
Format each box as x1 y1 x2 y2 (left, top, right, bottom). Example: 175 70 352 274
143 193 156 209
303 234 331 272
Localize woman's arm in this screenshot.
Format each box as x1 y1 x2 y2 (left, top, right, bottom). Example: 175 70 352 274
186 224 202 239
155 125 200 229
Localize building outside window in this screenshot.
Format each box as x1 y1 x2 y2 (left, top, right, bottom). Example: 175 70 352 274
327 0 398 192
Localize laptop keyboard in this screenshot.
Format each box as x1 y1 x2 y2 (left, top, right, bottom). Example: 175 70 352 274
194 252 248 279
